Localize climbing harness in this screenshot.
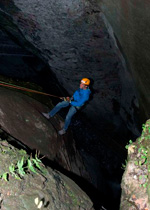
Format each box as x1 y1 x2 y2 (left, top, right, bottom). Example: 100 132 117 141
0 80 62 99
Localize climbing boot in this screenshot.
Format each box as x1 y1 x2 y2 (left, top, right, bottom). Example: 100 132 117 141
42 112 51 119
58 129 66 135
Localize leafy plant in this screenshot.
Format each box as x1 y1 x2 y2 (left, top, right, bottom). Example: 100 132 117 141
125 140 133 149
0 151 44 181
124 121 150 188
121 159 128 170
142 123 146 132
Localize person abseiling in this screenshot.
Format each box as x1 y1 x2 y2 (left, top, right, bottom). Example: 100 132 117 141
42 78 91 135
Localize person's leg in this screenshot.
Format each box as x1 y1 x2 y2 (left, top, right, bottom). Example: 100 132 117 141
63 106 77 131
49 101 70 117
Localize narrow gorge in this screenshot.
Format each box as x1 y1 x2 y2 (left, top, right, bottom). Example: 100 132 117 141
0 1 150 210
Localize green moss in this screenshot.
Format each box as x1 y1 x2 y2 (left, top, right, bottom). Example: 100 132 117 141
67 189 80 206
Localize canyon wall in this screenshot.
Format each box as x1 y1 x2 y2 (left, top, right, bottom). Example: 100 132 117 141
100 0 150 122
0 0 140 142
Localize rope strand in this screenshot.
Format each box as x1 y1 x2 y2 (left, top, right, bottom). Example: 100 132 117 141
0 81 62 99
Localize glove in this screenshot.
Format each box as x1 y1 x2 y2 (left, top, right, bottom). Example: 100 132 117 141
63 97 71 102
60 97 71 102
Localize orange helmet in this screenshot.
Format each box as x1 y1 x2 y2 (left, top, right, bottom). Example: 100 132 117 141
81 78 90 86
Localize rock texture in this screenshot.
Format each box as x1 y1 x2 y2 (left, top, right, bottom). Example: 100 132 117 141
0 87 91 184
100 0 150 122
0 140 94 210
120 119 150 209
0 0 140 144
0 29 46 80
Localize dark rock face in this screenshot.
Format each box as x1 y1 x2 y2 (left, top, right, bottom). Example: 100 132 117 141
100 0 150 122
0 0 140 144
0 87 91 183
0 28 44 79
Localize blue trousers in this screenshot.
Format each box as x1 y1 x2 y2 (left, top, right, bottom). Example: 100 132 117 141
49 101 77 131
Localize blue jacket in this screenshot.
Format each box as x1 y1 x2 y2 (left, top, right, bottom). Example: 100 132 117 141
70 88 91 107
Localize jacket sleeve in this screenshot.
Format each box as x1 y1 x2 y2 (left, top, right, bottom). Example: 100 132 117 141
70 92 90 107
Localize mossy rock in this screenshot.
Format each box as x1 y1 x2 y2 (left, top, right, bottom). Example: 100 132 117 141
0 140 94 210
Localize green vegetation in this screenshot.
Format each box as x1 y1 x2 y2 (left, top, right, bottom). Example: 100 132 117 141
125 139 133 149
121 159 128 170
0 150 44 181
68 189 80 206
124 120 150 188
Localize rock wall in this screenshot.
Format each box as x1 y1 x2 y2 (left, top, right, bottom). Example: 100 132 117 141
0 0 140 142
120 119 150 209
100 0 150 122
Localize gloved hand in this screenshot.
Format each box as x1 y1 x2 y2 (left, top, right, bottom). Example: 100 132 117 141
66 97 70 102
60 97 71 102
